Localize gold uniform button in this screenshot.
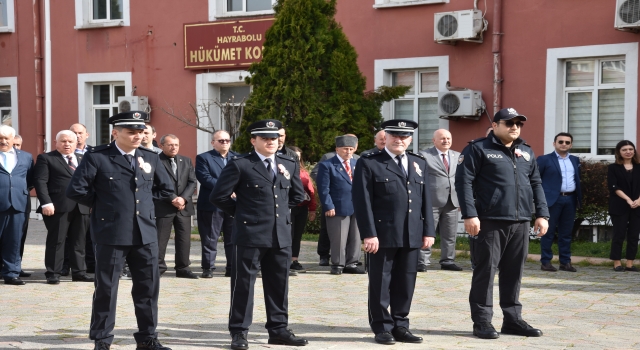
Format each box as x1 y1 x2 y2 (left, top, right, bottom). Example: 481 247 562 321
275 195 278 198
136 188 139 192
255 185 259 187
109 177 113 180
409 209 412 213
244 221 247 224
276 204 279 208
101 218 104 221
135 177 138 180
409 199 412 203
136 200 140 203
407 181 410 185
408 190 411 194
274 185 276 188
276 214 279 217
136 211 140 215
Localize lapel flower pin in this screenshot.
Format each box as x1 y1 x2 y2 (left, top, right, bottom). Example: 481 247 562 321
138 156 152 174
277 163 290 180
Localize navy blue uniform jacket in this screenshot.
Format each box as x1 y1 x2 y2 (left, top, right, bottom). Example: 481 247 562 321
195 149 239 212
352 150 435 248
536 152 582 208
209 151 306 248
66 142 175 246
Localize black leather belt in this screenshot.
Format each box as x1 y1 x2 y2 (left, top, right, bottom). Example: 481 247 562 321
559 191 575 196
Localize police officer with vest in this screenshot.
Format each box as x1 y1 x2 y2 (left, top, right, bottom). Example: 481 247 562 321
66 111 175 350
210 119 307 350
353 119 435 345
455 108 549 340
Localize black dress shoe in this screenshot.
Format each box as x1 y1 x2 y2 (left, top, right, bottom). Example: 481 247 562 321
501 320 543 337
374 332 396 345
19 270 31 278
441 264 463 271
201 269 214 278
473 322 499 339
72 274 95 282
225 269 231 277
4 277 26 285
46 276 60 285
614 265 624 272
60 266 70 276
319 256 330 266
417 264 428 272
330 266 343 275
94 340 111 350
559 262 577 272
343 265 365 274
392 327 422 343
268 329 308 346
625 266 639 272
176 270 199 279
541 262 557 272
230 333 248 350
136 337 172 350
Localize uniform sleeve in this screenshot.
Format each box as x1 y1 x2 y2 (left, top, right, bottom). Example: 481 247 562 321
66 152 98 207
455 144 481 219
528 150 550 218
421 159 436 237
315 161 334 211
209 158 240 216
536 155 547 178
33 154 52 205
352 158 377 239
289 161 306 207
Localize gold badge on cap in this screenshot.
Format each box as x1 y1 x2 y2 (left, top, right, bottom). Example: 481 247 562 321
399 122 406 127
267 121 275 128
133 112 142 119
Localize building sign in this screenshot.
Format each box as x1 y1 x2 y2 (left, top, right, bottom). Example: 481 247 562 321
184 17 274 70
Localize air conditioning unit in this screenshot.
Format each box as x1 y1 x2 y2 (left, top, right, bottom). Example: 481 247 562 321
117 96 149 115
615 0 640 31
438 90 483 120
434 9 483 43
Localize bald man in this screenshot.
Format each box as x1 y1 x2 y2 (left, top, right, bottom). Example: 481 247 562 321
418 129 463 272
361 130 385 156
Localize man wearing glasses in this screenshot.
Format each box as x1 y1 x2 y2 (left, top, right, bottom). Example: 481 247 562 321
455 108 549 339
536 133 582 272
195 130 238 278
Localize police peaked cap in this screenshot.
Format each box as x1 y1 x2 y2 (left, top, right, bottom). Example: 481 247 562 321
248 119 282 138
381 119 418 136
108 111 148 130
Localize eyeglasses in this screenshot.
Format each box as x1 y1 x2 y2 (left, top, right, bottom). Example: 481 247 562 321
500 120 524 128
215 139 231 144
556 140 571 145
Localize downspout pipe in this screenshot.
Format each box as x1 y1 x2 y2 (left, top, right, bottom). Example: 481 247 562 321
33 0 44 154
44 0 51 151
492 0 503 116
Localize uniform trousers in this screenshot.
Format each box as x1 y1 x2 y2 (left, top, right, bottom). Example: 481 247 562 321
609 212 640 261
90 241 160 345
229 244 291 336
0 208 25 279
418 197 459 266
469 219 529 323
43 206 89 277
156 213 192 273
290 206 309 258
367 247 419 334
197 210 233 270
326 214 360 267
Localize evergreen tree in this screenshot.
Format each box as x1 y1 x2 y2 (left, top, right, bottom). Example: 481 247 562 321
235 0 408 160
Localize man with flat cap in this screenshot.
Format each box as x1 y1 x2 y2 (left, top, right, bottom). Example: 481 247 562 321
455 108 549 339
66 111 175 350
210 119 307 350
353 119 435 345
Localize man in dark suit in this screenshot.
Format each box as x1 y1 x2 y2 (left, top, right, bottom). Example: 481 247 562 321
66 111 174 350
155 134 198 278
537 132 582 272
316 135 363 275
34 130 92 285
210 119 307 350
353 119 435 345
360 130 385 156
195 130 239 278
0 125 34 285
9 135 33 278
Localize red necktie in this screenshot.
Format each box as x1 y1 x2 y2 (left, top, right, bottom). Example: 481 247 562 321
442 153 449 173
344 160 352 180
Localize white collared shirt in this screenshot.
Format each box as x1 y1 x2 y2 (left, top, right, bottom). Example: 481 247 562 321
336 154 353 171
436 148 450 169
385 147 408 174
1 148 17 173
255 151 277 176
60 152 78 168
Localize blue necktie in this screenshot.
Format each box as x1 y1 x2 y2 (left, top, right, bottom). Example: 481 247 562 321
265 158 276 182
396 154 407 178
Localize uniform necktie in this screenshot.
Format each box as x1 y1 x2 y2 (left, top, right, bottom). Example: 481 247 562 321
170 158 177 176
396 154 407 178
265 158 276 182
442 153 449 173
124 154 134 170
66 155 76 171
344 160 352 181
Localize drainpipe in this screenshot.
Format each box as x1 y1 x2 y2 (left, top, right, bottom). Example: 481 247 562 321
32 0 44 154
44 0 51 151
492 0 503 116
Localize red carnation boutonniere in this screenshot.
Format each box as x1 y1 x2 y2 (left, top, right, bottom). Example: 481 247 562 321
277 164 291 180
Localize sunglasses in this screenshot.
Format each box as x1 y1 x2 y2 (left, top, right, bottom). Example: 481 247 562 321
556 140 571 145
500 120 524 128
215 139 231 144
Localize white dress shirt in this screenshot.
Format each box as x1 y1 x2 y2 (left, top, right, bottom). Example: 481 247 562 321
1 148 17 173
385 147 408 174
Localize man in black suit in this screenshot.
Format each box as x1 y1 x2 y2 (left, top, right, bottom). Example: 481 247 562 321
66 111 174 350
210 119 308 350
353 119 435 345
154 134 198 279
34 130 92 285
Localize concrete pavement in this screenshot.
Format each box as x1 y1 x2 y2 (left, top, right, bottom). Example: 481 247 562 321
1 219 639 349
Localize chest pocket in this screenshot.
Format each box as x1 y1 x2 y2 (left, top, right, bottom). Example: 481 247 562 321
97 172 121 192
247 183 264 197
140 171 154 192
374 176 397 194
280 180 291 197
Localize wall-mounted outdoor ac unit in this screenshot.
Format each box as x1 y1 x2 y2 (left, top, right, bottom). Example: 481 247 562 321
117 96 149 116
434 9 483 43
615 0 640 31
438 90 483 120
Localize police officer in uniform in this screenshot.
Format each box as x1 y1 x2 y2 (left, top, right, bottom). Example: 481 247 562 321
210 119 308 350
66 111 175 350
455 108 549 339
353 119 435 345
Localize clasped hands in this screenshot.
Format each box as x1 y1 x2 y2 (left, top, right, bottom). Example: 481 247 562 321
627 198 640 209
362 236 434 254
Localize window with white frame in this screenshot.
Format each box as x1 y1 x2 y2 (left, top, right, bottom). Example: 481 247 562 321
0 0 15 32
564 58 626 156
0 86 12 126
219 85 251 138
209 0 275 20
92 84 124 145
0 78 18 132
75 0 130 29
391 69 439 150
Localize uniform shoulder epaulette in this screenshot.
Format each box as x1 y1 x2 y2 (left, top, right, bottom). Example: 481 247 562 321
234 152 252 159
468 136 487 144
363 150 383 157
91 144 110 152
138 146 157 154
407 151 425 159
276 153 295 162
